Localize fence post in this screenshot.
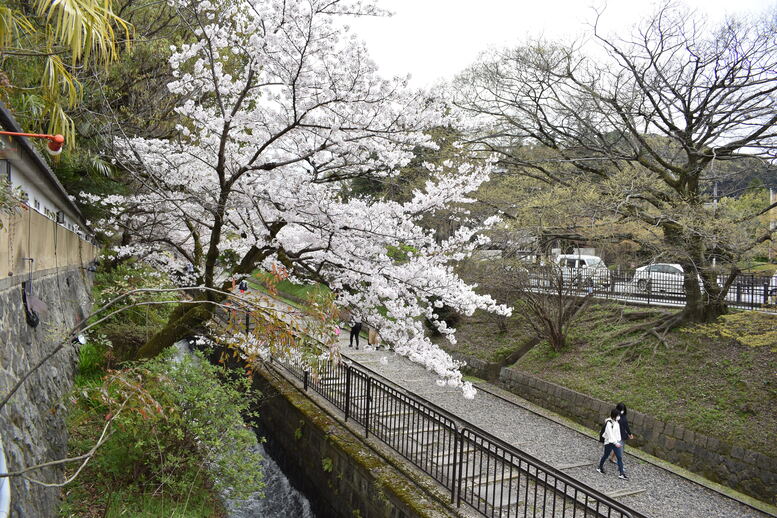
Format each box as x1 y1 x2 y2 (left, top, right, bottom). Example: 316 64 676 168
304 370 309 391
345 366 352 422
456 429 465 507
736 284 742 303
764 283 770 305
450 428 458 504
365 377 372 438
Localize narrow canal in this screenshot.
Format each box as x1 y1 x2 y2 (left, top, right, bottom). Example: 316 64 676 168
227 442 317 517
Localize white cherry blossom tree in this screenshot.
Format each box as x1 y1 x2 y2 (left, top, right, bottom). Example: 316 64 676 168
89 0 509 392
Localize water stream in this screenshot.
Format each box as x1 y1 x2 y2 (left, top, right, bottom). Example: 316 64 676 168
227 442 317 518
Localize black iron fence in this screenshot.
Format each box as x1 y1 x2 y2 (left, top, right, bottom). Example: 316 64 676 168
274 352 645 518
525 268 777 311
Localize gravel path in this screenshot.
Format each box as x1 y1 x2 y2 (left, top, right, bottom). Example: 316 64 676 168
339 345 773 518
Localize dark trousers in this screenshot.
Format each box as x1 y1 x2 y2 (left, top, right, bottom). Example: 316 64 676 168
599 443 624 474
350 324 362 347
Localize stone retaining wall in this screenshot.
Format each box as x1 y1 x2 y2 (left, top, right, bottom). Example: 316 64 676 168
0 267 93 517
498 367 777 505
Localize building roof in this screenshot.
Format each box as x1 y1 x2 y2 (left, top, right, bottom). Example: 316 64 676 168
0 101 87 227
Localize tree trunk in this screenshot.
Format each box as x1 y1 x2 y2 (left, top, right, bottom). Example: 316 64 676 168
135 300 218 359
135 244 273 360
666 225 728 324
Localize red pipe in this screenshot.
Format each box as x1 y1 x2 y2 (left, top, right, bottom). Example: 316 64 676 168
0 131 65 152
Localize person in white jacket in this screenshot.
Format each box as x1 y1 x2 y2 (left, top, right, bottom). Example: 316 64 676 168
597 408 628 479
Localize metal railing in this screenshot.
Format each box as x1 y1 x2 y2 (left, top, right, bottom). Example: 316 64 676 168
525 269 777 312
275 352 644 518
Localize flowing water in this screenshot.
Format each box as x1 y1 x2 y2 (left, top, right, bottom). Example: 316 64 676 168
227 442 317 518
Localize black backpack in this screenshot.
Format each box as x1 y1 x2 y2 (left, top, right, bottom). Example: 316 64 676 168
598 420 608 443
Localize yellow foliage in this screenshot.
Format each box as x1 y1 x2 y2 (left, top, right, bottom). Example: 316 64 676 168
34 0 132 66
685 312 777 352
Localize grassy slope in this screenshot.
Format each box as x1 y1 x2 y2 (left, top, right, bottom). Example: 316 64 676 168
431 312 536 363
252 271 331 302
441 304 777 457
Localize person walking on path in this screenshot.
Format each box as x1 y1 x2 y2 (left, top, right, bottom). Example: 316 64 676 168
610 402 634 464
349 317 363 348
368 326 381 347
598 408 628 479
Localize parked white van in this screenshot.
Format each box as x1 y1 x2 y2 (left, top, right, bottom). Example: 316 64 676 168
554 254 611 288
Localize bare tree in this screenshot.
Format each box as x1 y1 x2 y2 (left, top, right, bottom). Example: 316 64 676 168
466 259 593 351
454 2 777 325
513 264 594 351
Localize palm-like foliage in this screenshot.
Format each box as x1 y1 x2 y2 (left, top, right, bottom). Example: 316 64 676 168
0 0 132 144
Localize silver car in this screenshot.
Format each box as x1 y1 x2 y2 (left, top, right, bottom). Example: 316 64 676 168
632 263 703 294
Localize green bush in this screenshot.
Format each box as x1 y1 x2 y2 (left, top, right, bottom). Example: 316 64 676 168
64 351 264 515
74 334 112 387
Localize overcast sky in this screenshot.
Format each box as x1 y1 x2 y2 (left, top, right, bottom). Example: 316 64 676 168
348 0 775 88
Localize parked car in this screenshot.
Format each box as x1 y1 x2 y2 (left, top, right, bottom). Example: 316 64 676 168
554 254 611 288
631 263 704 294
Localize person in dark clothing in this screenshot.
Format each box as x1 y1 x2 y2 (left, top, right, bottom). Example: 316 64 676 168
349 319 363 348
610 402 634 464
238 279 248 294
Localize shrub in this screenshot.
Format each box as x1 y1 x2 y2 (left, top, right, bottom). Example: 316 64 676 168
66 350 264 515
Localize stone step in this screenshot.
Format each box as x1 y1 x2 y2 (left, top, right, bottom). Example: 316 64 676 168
376 413 433 429
472 481 521 509
431 447 475 467
606 488 646 499
388 425 441 436
376 408 412 418
318 377 345 386
408 430 452 447
465 471 520 486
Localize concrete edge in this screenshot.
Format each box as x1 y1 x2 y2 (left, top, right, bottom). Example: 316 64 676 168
476 381 777 518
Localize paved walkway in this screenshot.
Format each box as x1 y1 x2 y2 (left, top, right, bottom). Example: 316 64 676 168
336 341 774 518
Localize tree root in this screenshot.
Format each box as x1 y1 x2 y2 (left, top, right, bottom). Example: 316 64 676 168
621 310 666 321
613 307 670 328
612 312 685 353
